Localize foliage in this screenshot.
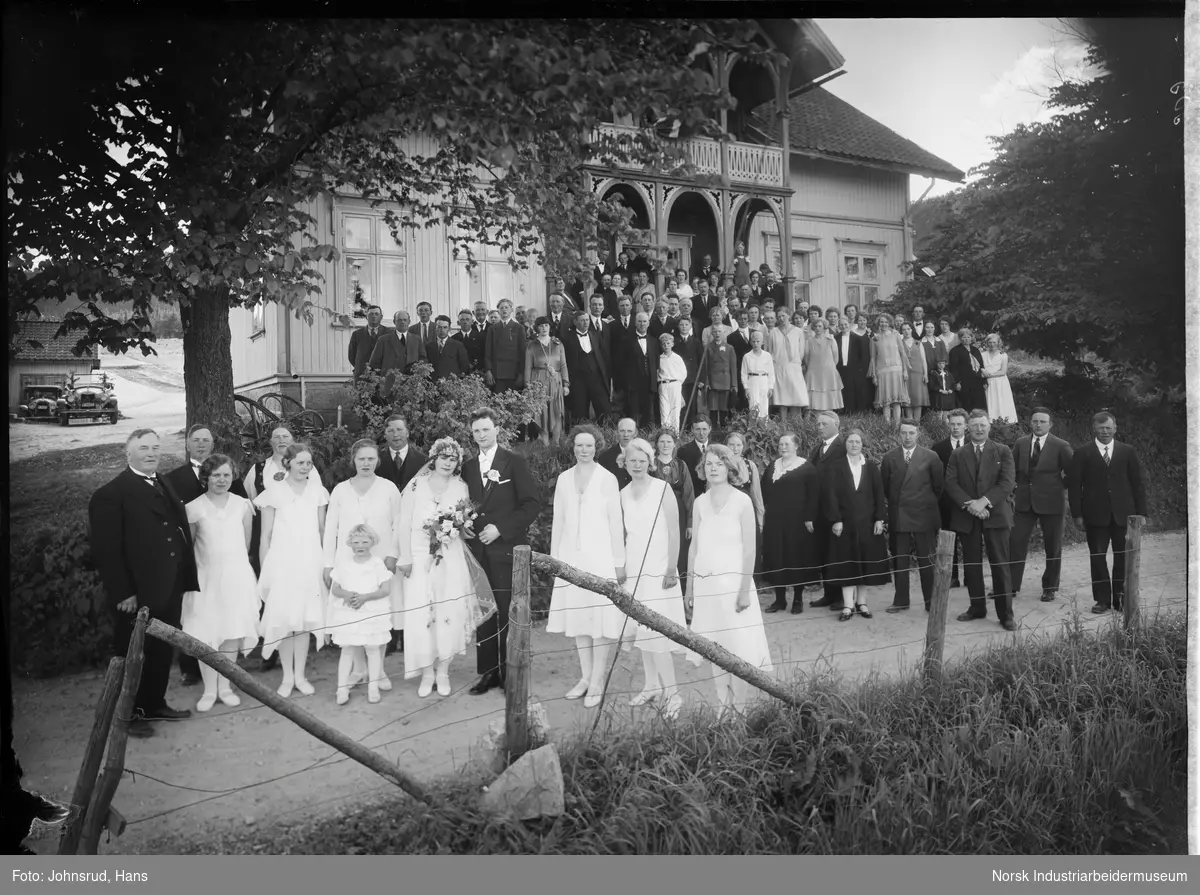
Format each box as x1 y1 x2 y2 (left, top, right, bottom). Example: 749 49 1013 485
174 613 1188 855
892 18 1185 388
5 12 768 429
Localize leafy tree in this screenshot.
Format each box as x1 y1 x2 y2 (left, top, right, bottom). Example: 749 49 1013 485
893 17 1185 389
6 11 767 431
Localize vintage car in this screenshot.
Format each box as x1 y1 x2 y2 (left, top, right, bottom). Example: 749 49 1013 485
18 384 68 420
57 373 119 425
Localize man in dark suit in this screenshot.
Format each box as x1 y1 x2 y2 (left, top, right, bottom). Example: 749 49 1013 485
1067 411 1149 614
563 309 613 426
546 293 573 343
944 409 1017 630
585 294 614 371
676 415 715 499
425 315 471 380
834 318 872 414
948 328 987 415
596 275 621 320
673 316 703 430
726 309 752 411
609 296 636 414
369 310 422 377
376 413 427 655
593 248 613 287
1009 407 1074 602
881 419 944 612
348 305 385 380
763 270 786 308
483 299 527 393
809 411 849 611
690 253 718 284
597 417 637 489
932 408 970 588
624 311 659 430
463 408 542 695
452 309 485 373
408 301 435 349
647 299 678 341
89 429 199 738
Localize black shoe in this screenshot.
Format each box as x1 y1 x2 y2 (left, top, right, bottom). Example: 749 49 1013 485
950 578 961 589
885 605 909 614
468 672 502 696
140 704 192 721
180 672 202 687
765 602 787 614
827 603 846 612
956 611 986 622
810 594 838 608
1091 603 1111 614
1041 589 1057 602
789 602 804 614
260 653 279 671
126 718 155 738
1001 619 1016 631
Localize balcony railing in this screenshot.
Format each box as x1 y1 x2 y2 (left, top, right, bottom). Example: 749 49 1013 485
591 124 786 189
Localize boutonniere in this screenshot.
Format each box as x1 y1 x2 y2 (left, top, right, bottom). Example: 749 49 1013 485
486 470 511 486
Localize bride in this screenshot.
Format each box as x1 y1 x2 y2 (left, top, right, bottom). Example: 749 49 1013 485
396 437 493 698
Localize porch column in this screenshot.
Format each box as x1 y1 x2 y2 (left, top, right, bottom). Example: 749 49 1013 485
653 180 668 291
778 60 794 304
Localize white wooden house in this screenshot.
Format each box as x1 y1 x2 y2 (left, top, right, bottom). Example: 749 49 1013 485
230 19 963 414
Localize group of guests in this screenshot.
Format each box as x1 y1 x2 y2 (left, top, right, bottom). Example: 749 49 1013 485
88 393 1145 732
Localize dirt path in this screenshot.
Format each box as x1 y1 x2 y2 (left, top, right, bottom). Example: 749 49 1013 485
13 531 1188 854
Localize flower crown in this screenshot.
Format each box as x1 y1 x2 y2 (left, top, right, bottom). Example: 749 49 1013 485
427 437 463 465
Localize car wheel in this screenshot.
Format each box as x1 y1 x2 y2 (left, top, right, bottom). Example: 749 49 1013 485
110 412 120 424
59 414 70 427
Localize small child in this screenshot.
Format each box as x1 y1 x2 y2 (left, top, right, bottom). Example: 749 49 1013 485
657 333 687 432
933 358 958 422
704 324 735 428
730 241 751 288
328 524 394 705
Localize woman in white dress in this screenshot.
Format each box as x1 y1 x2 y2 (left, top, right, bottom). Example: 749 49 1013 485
396 438 480 698
687 444 774 714
766 309 809 426
740 328 776 419
256 442 329 698
621 438 686 717
981 333 1018 423
547 424 627 709
183 454 261 712
322 439 402 695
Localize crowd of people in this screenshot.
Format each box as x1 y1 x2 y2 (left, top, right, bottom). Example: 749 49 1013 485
87 391 1147 730
347 249 1020 441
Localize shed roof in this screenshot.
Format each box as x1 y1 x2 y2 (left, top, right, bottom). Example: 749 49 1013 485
11 318 99 363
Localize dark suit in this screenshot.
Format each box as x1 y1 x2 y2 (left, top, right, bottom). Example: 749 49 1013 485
609 315 636 407
463 447 542 678
835 329 873 413
810 436 848 607
1009 433 1074 596
648 313 678 341
547 313 573 344
726 329 751 409
624 332 659 429
377 445 428 495
563 327 613 425
452 328 486 373
368 327 421 376
89 468 200 713
425 337 471 380
1067 440 1148 608
484 320 527 391
948 344 987 416
674 331 703 428
676 439 712 499
932 437 968 583
349 326 385 380
407 321 435 355
880 446 944 608
944 439 1016 622
597 444 632 490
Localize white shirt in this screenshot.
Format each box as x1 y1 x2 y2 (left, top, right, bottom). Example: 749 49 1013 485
1095 439 1112 459
478 445 499 482
390 445 409 467
576 330 592 354
592 316 602 331
822 435 837 455
636 333 648 355
903 448 913 464
848 456 865 489
1031 435 1044 453
129 465 158 486
620 316 630 329
951 438 964 452
190 459 202 479
839 331 851 360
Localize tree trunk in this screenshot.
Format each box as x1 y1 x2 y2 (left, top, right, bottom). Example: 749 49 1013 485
182 286 240 453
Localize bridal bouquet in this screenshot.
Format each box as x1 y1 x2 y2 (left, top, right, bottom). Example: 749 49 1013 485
423 498 478 566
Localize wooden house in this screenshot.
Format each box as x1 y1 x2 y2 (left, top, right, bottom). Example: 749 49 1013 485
9 318 101 413
230 19 964 414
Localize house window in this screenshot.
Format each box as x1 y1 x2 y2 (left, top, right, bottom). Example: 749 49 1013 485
451 236 516 312
843 253 881 309
337 208 408 320
764 234 812 305
251 302 265 336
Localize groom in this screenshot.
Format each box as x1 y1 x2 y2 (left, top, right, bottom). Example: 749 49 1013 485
463 407 542 695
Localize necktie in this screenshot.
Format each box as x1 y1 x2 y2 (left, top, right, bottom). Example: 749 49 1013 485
904 451 911 467
421 323 428 342
1103 446 1110 466
1030 438 1041 468
974 444 984 489
141 474 164 495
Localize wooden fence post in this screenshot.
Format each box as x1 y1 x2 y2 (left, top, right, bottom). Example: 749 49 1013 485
505 546 533 765
57 657 125 855
1123 515 1145 630
923 530 956 687
79 608 148 855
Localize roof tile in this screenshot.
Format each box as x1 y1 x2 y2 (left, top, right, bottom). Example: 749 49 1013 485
11 319 100 363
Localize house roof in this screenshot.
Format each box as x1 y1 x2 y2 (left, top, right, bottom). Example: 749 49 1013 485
11 318 99 363
750 87 965 181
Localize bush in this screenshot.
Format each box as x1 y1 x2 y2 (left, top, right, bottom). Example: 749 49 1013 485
177 612 1188 855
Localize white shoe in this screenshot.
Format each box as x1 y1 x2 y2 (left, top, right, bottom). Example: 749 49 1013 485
367 683 381 704
565 679 590 700
376 675 392 692
583 690 604 709
218 690 240 708
277 679 295 698
336 687 350 706
196 693 217 713
417 676 434 699
295 679 315 696
629 690 658 708
435 673 451 696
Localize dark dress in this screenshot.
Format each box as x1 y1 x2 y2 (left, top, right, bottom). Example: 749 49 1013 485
654 456 695 576
823 457 891 587
948 343 987 416
760 460 822 588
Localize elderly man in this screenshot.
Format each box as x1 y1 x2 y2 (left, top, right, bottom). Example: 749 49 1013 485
348 304 385 380
369 309 422 376
881 419 944 612
1009 407 1074 602
945 409 1017 630
809 411 849 611
624 311 659 429
598 417 638 488
547 292 572 341
89 429 199 737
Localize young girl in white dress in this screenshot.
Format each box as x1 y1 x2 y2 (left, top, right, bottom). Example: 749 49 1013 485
547 424 627 709
256 442 329 698
741 328 776 419
329 524 395 705
621 438 686 717
183 454 261 712
687 444 774 714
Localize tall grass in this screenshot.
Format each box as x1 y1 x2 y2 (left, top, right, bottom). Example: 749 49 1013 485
180 612 1187 855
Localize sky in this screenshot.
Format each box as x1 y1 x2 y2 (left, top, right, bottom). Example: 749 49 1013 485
814 18 1093 198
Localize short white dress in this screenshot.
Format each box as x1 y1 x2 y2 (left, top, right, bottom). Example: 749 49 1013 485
256 479 330 658
621 478 686 654
182 493 261 654
687 488 774 673
767 324 809 407
327 555 394 648
984 352 1018 423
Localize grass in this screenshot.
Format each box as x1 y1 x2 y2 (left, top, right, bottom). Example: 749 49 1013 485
160 611 1187 855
